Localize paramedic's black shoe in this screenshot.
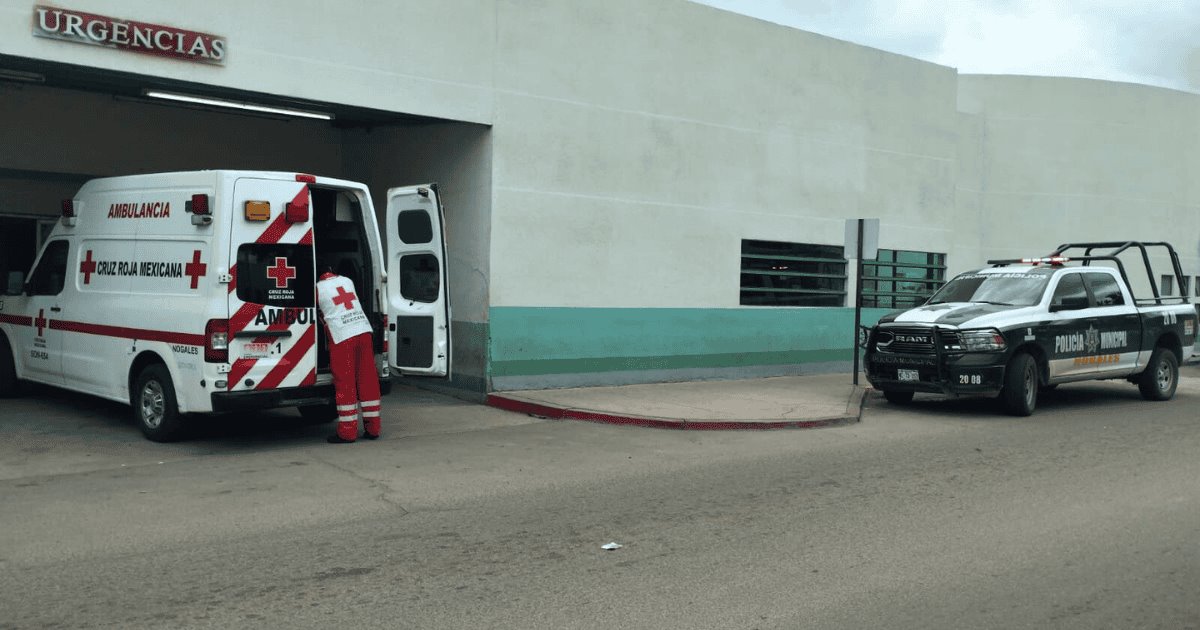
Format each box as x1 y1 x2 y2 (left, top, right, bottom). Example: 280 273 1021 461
362 432 380 440
326 434 356 444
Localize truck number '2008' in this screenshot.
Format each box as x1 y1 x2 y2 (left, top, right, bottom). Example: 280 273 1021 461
959 374 982 385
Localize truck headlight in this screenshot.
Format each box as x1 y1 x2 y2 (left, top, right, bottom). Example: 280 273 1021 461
958 329 1007 352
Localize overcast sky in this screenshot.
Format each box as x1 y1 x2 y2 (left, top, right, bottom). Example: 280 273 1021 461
692 0 1200 93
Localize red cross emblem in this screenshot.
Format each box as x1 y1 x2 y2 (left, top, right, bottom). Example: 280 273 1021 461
184 250 207 290
79 250 97 284
266 257 297 289
35 308 47 337
332 285 358 311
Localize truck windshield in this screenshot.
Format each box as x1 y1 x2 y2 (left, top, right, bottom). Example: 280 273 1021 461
926 272 1050 307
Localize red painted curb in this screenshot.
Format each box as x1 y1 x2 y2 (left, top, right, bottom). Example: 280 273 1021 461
486 391 863 431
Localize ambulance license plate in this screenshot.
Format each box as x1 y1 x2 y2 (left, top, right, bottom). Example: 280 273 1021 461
243 342 271 359
897 369 919 382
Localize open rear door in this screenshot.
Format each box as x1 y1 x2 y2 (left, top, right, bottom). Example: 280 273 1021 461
226 177 318 393
385 184 450 377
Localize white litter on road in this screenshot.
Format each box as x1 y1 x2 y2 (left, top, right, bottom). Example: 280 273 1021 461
601 542 623 550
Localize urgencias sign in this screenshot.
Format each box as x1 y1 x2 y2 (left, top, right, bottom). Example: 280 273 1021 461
33 6 226 65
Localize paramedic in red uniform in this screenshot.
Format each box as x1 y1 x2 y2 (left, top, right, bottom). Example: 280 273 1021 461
316 268 382 443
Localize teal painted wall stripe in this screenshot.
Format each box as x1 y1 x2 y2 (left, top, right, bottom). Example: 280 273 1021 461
489 307 892 377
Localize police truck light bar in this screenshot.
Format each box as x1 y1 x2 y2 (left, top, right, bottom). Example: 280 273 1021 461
1020 256 1070 265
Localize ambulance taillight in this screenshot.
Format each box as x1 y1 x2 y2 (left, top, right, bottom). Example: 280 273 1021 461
189 194 213 226
61 199 76 227
205 319 229 363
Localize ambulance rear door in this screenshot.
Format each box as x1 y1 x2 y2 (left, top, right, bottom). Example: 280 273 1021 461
385 184 450 377
226 177 319 393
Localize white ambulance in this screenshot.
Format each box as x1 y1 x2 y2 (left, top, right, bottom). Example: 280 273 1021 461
0 171 450 441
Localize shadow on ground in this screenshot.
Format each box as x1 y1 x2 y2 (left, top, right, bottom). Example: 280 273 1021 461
866 378 1192 421
15 382 331 447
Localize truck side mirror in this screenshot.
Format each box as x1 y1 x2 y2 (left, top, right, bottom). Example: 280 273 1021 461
4 271 24 296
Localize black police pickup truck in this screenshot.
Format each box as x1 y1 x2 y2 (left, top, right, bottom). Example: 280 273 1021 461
864 241 1197 415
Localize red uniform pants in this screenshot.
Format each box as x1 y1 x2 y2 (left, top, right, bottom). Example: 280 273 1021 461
329 332 381 440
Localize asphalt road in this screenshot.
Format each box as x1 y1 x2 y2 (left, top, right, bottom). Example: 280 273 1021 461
1 367 1199 629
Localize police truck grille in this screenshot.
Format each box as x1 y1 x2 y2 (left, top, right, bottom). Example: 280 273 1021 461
875 326 959 354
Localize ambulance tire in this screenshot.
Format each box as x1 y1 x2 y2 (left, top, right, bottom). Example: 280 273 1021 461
1001 352 1038 416
378 376 393 396
0 335 19 398
1137 347 1178 401
132 364 186 442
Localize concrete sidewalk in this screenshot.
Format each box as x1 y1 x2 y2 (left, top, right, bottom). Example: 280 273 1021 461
486 373 866 430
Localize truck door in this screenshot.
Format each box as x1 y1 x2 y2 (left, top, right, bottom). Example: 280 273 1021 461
385 184 450 377
1082 272 1141 376
1046 272 1095 379
226 178 318 393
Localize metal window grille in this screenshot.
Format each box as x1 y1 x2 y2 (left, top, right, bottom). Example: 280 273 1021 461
861 249 946 309
740 240 846 306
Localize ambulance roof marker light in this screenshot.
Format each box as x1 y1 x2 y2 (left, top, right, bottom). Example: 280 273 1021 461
188 193 212 227
60 199 76 227
295 174 316 184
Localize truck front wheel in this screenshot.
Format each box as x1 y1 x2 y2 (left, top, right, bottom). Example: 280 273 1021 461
1001 352 1038 416
1137 347 1178 401
132 364 186 442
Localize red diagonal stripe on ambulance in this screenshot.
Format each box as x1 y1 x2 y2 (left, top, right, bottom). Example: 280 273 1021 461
255 325 315 391
256 212 292 245
228 358 256 390
225 315 298 389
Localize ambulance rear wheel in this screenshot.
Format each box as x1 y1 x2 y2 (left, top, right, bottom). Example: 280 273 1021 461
378 376 393 396
0 335 19 398
133 364 186 442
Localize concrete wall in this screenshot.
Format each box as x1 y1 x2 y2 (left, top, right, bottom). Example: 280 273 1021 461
489 0 958 309
485 0 958 388
958 75 1200 297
